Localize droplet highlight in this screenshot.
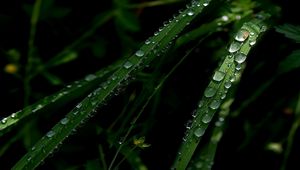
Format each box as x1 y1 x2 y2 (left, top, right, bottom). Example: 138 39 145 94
46 131 55 138
234 52 247 64
123 61 133 69
235 29 249 42
204 87 217 97
228 41 242 53
213 71 225 82
209 100 221 110
194 127 205 137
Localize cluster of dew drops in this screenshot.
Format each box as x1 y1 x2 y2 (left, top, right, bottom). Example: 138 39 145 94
181 23 265 145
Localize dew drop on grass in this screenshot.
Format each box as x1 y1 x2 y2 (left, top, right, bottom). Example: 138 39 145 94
209 100 221 110
228 41 242 53
213 71 225 81
224 81 232 89
235 29 249 42
11 112 17 119
234 52 247 64
32 104 43 112
46 131 55 138
191 110 197 118
185 120 192 129
221 93 226 99
204 87 216 97
249 40 256 46
187 9 194 16
60 118 69 125
194 127 205 137
1 118 7 124
236 64 242 71
123 61 133 69
85 74 97 81
221 15 229 21
76 103 82 109
198 100 204 108
202 113 213 123
203 2 209 6
135 50 144 57
145 39 151 45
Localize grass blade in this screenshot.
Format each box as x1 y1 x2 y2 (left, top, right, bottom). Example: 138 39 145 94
172 13 270 170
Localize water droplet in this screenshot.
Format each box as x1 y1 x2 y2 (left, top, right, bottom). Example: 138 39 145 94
85 74 97 81
221 15 229 22
191 110 197 118
229 75 236 82
198 100 204 108
234 52 247 64
260 25 267 32
213 71 225 82
194 127 205 137
135 50 144 57
202 113 213 123
221 93 226 99
32 104 43 112
235 15 241 20
204 87 216 97
187 10 194 16
145 39 151 45
31 146 36 151
66 85 72 88
209 100 221 110
185 120 192 129
11 113 17 119
236 64 242 71
249 40 256 46
203 1 209 6
76 103 82 109
228 41 242 53
154 31 159 36
1 118 7 124
195 162 203 168
235 29 249 42
224 81 232 89
215 121 223 127
123 61 133 69
60 118 69 125
46 131 55 138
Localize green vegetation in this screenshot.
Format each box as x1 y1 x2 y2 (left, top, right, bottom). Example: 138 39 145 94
0 0 299 169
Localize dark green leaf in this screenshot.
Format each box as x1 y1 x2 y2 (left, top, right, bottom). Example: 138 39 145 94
276 24 300 43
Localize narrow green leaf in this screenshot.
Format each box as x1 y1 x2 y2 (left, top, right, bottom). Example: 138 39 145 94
173 13 270 170
278 50 300 74
276 24 300 43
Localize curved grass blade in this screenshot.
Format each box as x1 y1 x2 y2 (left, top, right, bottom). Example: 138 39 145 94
0 61 121 135
12 1 213 169
172 13 270 170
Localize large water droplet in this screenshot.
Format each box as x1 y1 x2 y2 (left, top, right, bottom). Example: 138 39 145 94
234 52 247 64
135 50 144 57
203 0 209 6
249 40 256 46
204 87 216 97
187 9 194 16
221 15 229 22
1 118 7 124
202 113 213 123
60 118 69 125
213 71 225 82
85 74 97 81
194 127 205 137
224 81 232 89
235 29 249 42
209 100 221 110
123 61 133 69
228 41 242 53
11 113 17 119
46 131 55 138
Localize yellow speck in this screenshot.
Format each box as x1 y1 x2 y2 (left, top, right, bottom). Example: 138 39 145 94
4 63 18 74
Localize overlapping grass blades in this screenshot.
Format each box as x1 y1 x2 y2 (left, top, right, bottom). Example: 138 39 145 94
173 13 270 170
12 0 212 169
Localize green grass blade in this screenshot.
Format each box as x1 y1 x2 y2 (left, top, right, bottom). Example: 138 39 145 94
0 62 120 135
12 1 212 169
172 13 270 170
